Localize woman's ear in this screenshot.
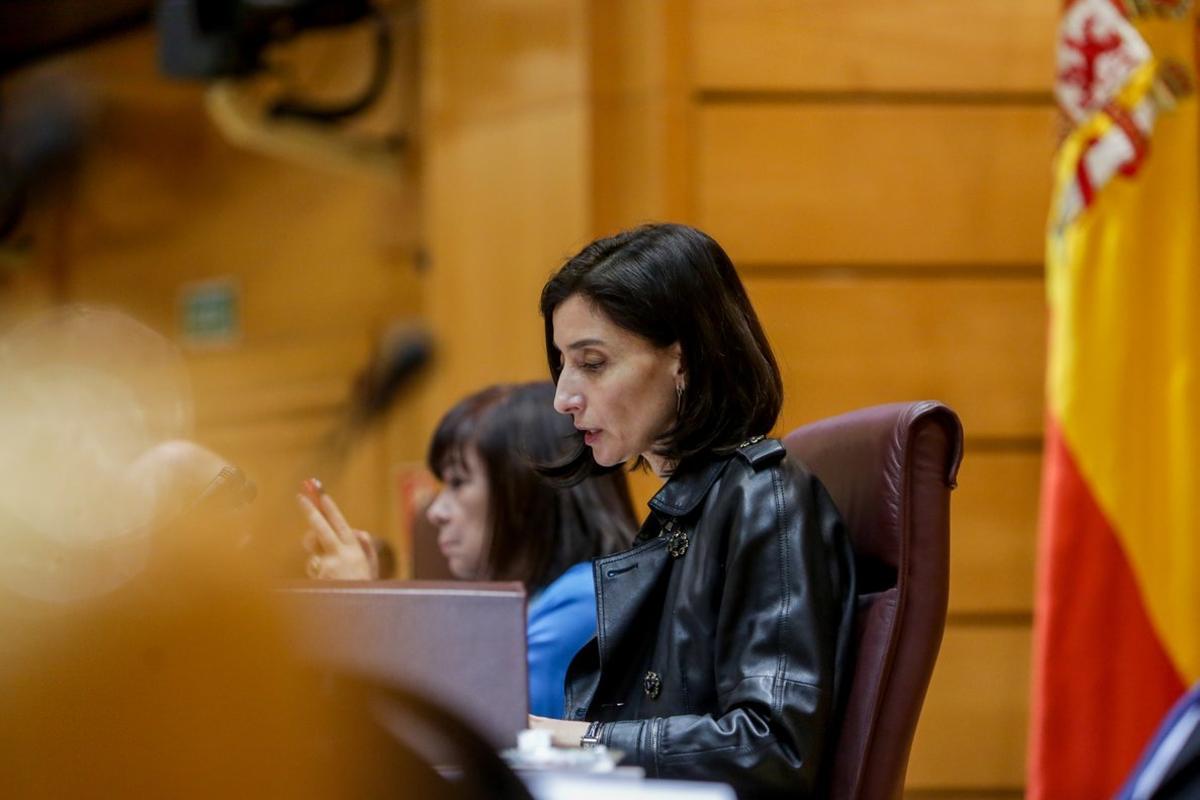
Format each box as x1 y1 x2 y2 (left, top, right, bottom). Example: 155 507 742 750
670 342 685 383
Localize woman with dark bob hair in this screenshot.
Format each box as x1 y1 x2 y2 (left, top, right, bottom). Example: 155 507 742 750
301 381 637 718
529 223 856 798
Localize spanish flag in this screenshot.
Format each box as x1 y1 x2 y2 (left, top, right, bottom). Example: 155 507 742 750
1029 2 1198 798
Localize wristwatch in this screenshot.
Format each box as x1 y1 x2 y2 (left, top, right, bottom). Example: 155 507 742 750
580 720 604 748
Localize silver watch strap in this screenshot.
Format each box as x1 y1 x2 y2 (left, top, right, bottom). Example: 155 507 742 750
579 720 604 748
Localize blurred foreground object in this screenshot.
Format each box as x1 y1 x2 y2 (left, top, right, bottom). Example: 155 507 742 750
1116 681 1200 800
0 306 192 602
0 535 454 798
1029 3 1199 798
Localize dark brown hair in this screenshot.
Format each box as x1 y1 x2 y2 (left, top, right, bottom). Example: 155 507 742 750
540 223 782 482
427 382 636 592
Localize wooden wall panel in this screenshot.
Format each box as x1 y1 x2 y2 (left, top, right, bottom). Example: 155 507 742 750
589 0 691 233
70 147 418 344
745 277 1046 440
692 0 1058 93
422 0 592 417
613 2 1056 796
188 345 389 563
950 450 1040 614
696 105 1057 266
186 335 369 425
61 34 419 345
187 333 386 544
907 625 1031 789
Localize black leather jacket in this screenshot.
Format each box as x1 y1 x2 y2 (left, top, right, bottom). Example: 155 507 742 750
564 438 856 798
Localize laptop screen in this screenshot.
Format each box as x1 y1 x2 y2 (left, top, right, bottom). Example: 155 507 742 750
280 580 529 748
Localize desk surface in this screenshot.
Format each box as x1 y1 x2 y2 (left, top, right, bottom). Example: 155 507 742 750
523 772 736 800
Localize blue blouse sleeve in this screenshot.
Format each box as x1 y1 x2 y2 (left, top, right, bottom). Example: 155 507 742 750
526 561 598 718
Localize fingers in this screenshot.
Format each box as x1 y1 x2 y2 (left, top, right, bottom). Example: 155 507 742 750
299 479 355 547
297 494 342 554
318 493 357 545
354 530 380 579
302 528 321 555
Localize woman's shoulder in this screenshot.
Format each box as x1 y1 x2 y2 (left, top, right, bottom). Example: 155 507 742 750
530 561 594 611
730 435 787 469
705 438 833 523
720 436 818 488
651 437 815 519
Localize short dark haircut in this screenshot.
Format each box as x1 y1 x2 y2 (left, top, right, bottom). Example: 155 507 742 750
540 223 782 482
427 382 636 592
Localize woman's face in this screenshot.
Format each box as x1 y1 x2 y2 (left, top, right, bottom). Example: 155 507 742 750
426 445 490 579
552 294 682 474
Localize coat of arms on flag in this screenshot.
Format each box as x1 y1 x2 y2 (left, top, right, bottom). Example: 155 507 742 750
1055 0 1152 122
1050 0 1194 230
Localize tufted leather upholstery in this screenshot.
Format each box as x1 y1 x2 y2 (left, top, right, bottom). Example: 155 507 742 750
784 401 963 800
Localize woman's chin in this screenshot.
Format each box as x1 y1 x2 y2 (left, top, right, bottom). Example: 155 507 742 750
446 559 477 580
589 446 624 468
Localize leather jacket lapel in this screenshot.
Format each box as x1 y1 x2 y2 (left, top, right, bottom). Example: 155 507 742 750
564 534 675 717
594 534 672 669
646 456 730 519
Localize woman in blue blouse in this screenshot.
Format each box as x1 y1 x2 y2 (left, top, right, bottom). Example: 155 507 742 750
301 381 637 717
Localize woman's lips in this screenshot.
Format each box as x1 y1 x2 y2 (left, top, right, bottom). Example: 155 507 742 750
584 430 600 446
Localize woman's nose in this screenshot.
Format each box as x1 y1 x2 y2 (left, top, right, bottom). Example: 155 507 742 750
426 490 451 525
554 375 582 415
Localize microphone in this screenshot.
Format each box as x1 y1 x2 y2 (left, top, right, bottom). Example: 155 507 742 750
307 326 432 484
345 327 432 430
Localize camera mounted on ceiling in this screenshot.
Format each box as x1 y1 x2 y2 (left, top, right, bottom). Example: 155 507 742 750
157 0 390 124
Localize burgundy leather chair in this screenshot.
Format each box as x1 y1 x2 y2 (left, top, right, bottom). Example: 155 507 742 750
783 401 963 800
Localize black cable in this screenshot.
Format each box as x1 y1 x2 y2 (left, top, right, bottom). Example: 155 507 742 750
267 6 392 124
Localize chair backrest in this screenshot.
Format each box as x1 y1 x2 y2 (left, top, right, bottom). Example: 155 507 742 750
783 401 963 800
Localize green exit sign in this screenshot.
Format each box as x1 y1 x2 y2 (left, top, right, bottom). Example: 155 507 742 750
179 278 240 347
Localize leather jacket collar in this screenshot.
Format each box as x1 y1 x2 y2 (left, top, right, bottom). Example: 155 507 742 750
646 454 732 519
647 437 781 519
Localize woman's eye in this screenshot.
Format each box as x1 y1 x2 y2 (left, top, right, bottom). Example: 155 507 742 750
581 360 605 372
